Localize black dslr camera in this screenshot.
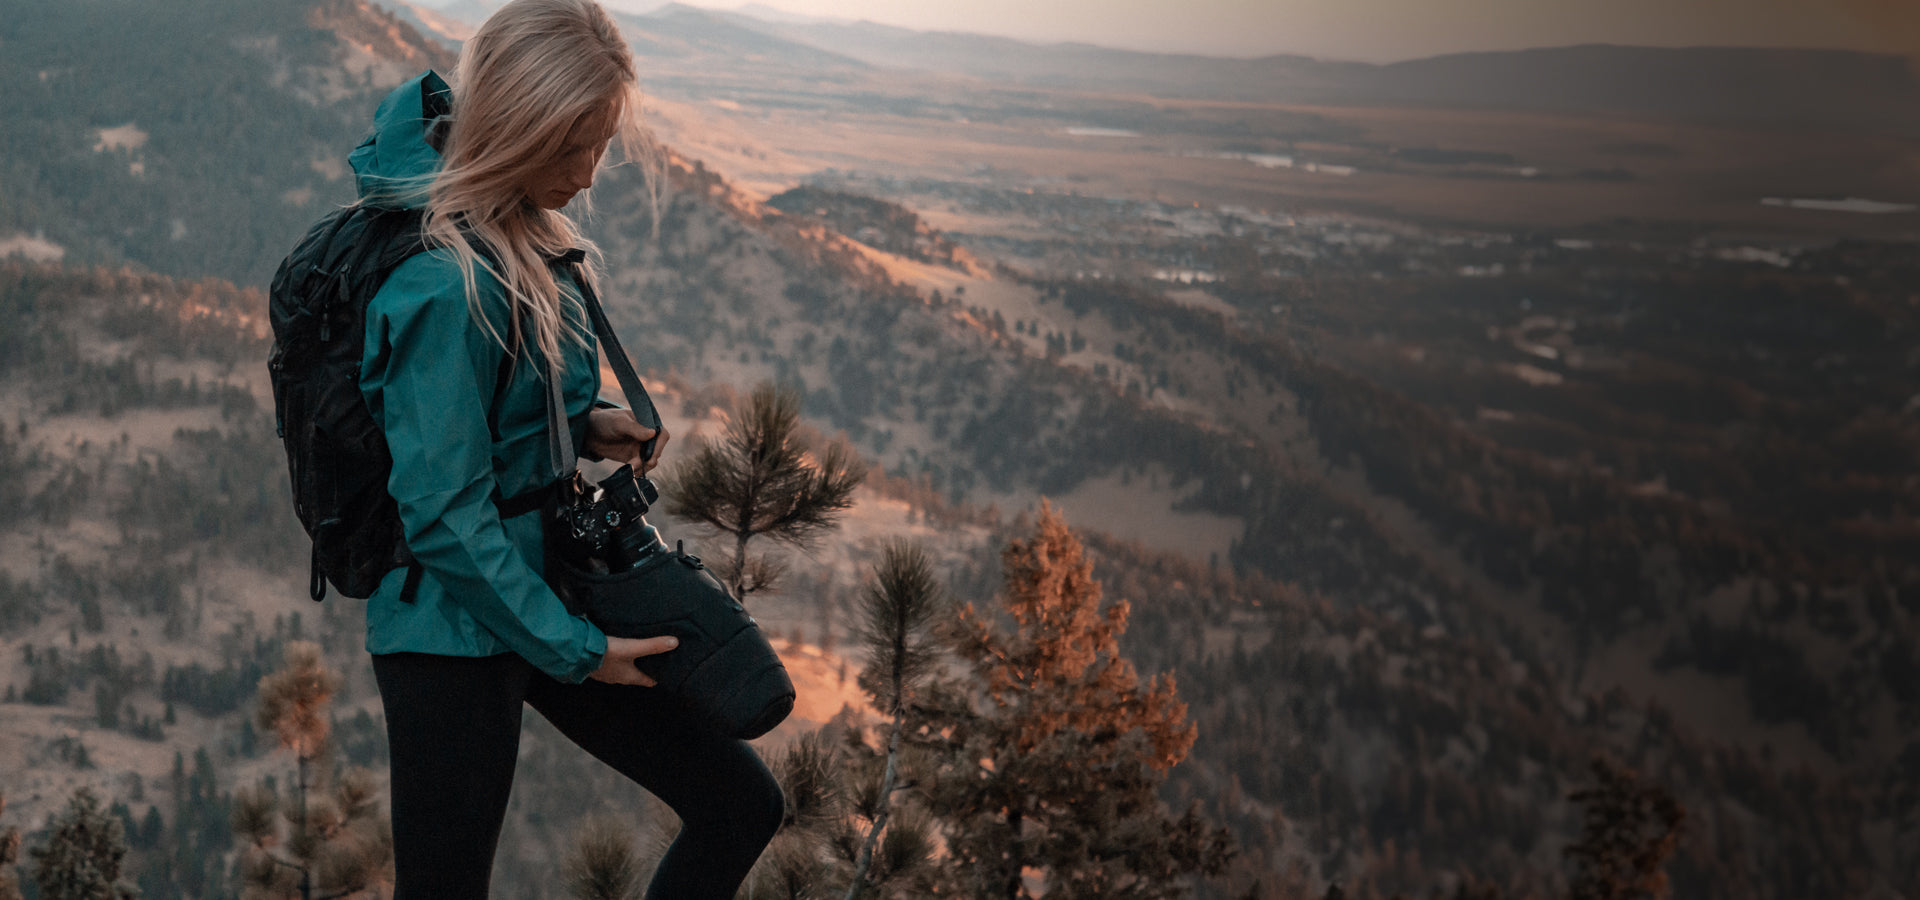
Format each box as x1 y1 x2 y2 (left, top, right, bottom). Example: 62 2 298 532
549 464 666 574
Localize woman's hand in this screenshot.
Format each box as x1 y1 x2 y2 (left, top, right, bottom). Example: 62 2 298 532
588 635 679 686
586 407 670 475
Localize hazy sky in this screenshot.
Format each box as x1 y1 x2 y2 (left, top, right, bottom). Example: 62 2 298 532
590 0 1920 61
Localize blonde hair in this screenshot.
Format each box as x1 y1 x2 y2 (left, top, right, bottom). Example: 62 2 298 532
426 0 657 365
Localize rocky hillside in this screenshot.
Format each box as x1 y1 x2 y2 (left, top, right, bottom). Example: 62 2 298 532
1 0 1915 897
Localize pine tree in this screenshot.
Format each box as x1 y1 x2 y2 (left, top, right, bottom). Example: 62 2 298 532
1565 755 1685 900
29 787 136 900
660 382 866 598
233 641 392 900
919 503 1232 899
842 540 944 899
730 544 947 900
0 792 23 900
157 746 234 898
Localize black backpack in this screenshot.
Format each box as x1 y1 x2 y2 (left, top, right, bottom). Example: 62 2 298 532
268 205 433 602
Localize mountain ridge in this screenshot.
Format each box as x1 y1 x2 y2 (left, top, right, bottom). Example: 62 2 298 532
747 21 1920 134
395 0 1920 135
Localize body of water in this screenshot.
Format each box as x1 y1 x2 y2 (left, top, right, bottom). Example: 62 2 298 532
1761 196 1916 214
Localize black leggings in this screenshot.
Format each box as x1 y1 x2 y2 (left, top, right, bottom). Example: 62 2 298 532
372 652 785 899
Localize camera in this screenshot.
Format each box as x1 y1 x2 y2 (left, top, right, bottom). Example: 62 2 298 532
549 464 666 574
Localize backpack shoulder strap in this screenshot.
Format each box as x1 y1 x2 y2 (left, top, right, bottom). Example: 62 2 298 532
332 206 431 603
340 207 428 301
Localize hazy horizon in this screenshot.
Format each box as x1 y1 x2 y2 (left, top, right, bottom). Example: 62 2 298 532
404 0 1920 62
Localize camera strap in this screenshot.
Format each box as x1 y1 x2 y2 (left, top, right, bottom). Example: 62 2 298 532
543 352 576 477
572 261 661 453
536 252 662 482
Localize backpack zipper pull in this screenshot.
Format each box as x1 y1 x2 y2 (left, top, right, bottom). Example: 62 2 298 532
323 269 351 343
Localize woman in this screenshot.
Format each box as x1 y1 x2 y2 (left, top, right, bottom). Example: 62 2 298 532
350 0 784 895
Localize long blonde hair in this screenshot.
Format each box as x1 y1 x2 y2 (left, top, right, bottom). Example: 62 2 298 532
426 0 655 365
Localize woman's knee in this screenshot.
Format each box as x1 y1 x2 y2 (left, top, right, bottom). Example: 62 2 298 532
686 748 783 843
752 763 787 839
736 754 788 840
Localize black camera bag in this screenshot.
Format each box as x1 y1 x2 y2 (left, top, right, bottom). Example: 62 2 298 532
542 262 795 740
551 545 795 740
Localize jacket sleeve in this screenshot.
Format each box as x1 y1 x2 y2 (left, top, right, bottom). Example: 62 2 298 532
360 253 607 683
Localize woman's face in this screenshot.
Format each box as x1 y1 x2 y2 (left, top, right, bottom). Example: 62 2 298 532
524 98 621 210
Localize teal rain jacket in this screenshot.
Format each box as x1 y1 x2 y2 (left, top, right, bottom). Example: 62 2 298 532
352 71 608 683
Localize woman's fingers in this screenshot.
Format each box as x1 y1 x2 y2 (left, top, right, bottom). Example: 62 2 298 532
588 635 678 686
624 634 679 659
587 408 670 472
609 414 666 473
641 424 670 474
613 418 652 470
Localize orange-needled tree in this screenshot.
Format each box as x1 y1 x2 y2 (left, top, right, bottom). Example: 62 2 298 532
918 503 1232 899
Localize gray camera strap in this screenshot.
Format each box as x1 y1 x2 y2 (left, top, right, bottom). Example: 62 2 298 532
539 251 661 482
544 354 575 478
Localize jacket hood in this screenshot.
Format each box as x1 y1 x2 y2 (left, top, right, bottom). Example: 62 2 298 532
349 70 452 209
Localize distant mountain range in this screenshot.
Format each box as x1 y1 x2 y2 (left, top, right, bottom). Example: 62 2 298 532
734 9 1920 135
397 1 1920 136
621 3 870 70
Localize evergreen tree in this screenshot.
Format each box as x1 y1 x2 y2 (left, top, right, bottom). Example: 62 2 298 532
842 540 944 899
918 503 1232 899
728 545 948 900
0 792 22 900
233 641 392 900
661 382 866 598
1565 755 1686 900
733 544 950 900
153 746 238 898
29 787 136 900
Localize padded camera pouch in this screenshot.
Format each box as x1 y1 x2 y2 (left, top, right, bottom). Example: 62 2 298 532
549 549 796 740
